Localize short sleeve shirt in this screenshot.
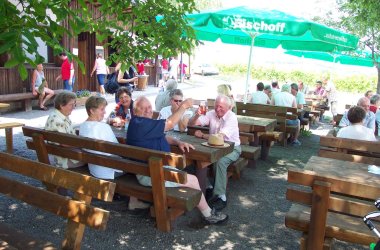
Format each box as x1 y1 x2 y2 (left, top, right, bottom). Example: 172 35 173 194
296 92 306 105
251 91 270 104
158 106 193 131
44 109 78 168
61 58 72 80
197 110 240 146
337 124 377 141
127 116 170 152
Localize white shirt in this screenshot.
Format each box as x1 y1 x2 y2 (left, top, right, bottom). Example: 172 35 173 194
79 121 122 179
251 91 269 104
95 58 108 75
325 80 337 102
337 124 377 141
272 91 296 107
339 111 376 132
158 106 193 131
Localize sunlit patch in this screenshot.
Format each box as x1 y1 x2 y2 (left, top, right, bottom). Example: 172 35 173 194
118 235 131 245
238 196 259 207
172 243 192 250
36 215 44 220
53 228 60 234
9 204 18 210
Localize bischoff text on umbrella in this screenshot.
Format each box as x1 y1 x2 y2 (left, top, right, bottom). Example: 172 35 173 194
223 16 286 34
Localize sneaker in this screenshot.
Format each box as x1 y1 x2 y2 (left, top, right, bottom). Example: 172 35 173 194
203 208 228 225
291 140 302 146
208 196 227 211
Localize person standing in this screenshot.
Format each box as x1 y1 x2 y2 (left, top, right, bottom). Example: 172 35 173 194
161 57 169 81
31 64 54 110
169 56 179 81
90 53 109 97
322 76 337 117
56 52 75 92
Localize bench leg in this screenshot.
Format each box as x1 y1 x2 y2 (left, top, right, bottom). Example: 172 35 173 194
260 140 271 160
195 161 209 195
24 99 32 112
300 233 335 250
5 128 13 154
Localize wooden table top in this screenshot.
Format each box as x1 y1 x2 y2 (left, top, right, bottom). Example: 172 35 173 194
236 115 276 133
111 127 234 164
0 103 10 109
305 156 380 187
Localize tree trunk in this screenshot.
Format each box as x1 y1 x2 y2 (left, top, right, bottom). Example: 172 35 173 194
377 66 380 94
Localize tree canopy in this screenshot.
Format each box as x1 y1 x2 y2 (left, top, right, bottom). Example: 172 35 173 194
1 0 200 78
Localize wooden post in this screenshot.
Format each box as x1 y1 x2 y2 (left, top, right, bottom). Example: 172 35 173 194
307 180 331 250
149 157 171 232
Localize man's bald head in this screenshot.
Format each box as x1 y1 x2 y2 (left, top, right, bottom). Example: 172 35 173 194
134 96 153 118
357 97 370 113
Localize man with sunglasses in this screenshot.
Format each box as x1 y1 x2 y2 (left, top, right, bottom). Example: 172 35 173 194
158 89 193 132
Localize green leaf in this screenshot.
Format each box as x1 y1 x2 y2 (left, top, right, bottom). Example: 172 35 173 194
18 64 28 80
4 58 19 68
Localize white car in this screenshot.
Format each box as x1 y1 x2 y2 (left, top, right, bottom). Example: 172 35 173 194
193 63 219 76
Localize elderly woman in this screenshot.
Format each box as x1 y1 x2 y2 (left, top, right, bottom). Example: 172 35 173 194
158 89 193 132
44 91 82 169
108 87 134 127
79 96 149 211
337 106 377 141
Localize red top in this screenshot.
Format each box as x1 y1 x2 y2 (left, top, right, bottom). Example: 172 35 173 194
369 105 378 114
136 63 145 74
161 59 169 70
61 58 72 80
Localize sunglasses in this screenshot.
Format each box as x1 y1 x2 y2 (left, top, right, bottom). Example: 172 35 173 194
172 99 183 103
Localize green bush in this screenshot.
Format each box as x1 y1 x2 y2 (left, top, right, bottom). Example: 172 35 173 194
217 64 377 93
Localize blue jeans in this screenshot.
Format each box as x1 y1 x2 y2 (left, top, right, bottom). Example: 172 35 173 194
97 74 106 86
63 76 75 91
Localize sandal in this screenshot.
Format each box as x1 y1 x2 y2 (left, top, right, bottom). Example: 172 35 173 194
39 106 48 111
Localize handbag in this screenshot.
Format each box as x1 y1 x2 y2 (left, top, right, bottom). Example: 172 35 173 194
104 71 119 94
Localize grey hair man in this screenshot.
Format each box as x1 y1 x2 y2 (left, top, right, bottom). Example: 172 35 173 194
339 97 376 132
155 79 178 111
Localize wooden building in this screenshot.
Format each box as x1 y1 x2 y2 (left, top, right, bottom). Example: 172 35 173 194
0 1 157 96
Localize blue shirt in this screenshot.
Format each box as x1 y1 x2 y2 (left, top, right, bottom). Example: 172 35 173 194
126 116 170 152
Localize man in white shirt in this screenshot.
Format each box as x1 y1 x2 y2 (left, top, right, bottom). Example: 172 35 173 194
290 83 306 109
322 76 338 116
251 82 270 104
158 89 193 132
271 80 280 96
339 97 376 132
337 106 377 141
271 84 301 146
169 56 179 81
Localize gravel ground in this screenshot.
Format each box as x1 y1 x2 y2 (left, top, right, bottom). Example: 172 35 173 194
0 78 369 249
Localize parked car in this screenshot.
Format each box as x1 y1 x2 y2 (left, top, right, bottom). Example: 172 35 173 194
193 63 219 76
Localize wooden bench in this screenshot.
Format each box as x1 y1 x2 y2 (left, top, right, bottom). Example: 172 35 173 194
187 125 261 179
0 122 25 153
23 126 202 232
285 163 380 249
319 135 380 165
235 102 289 146
0 151 115 249
0 89 65 112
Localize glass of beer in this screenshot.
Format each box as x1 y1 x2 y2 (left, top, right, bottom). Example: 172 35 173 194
199 101 207 115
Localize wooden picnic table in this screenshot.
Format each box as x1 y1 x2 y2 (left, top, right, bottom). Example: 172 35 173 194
0 103 10 109
110 127 234 194
305 156 380 188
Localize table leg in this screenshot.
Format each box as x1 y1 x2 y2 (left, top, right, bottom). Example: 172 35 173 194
252 132 259 147
260 140 271 160
5 128 13 154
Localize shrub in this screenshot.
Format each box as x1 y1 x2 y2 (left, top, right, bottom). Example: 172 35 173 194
76 89 91 98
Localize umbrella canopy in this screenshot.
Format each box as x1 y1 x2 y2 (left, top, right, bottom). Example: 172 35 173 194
185 6 359 102
284 50 376 67
186 6 359 52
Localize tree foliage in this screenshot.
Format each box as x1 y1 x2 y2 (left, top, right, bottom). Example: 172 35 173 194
1 0 199 79
337 0 380 91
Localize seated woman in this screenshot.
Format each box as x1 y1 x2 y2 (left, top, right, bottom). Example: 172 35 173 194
158 89 193 132
45 91 83 169
127 96 228 225
32 64 54 110
108 87 134 127
79 96 149 211
337 106 377 141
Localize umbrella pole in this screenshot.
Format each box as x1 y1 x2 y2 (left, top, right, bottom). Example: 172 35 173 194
244 34 256 104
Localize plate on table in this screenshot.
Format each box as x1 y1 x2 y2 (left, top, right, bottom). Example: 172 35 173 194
201 142 230 148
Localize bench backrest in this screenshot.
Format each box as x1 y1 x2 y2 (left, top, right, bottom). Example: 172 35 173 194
0 152 115 249
23 126 187 183
319 135 380 165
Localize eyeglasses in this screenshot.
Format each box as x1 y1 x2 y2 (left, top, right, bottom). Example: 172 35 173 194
67 102 76 108
172 99 183 103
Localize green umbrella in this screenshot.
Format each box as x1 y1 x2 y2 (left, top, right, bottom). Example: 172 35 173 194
184 6 359 102
285 50 376 67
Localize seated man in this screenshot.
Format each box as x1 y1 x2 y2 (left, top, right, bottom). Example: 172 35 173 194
126 96 228 225
271 84 301 146
251 82 270 104
158 89 193 132
155 79 178 111
290 83 306 109
188 95 241 211
339 97 376 132
337 106 377 141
